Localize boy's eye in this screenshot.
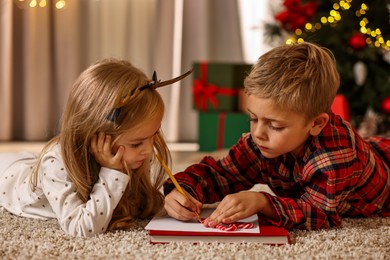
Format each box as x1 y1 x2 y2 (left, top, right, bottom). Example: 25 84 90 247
249 117 257 122
269 124 284 131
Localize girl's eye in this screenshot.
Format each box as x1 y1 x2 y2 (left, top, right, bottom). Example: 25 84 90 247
130 142 142 148
249 117 257 123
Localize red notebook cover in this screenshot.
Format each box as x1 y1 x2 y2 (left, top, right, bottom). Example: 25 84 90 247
145 209 291 244
148 225 291 244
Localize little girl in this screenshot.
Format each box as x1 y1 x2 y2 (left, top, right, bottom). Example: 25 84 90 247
0 58 191 237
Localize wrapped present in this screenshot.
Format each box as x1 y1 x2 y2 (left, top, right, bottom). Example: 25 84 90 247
193 62 252 112
198 112 250 151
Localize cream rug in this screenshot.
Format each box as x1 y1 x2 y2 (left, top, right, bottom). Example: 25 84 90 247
0 208 389 260
0 146 389 259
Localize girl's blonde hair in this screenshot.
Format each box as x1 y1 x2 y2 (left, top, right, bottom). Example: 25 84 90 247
32 58 170 230
244 42 340 120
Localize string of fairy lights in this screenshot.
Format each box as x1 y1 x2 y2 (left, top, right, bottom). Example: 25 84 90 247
286 0 390 50
15 0 66 9
14 0 389 50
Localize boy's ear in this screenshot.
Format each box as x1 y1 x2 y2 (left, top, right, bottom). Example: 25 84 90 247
309 113 329 136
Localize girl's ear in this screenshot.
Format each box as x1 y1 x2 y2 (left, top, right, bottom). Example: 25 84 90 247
309 113 329 136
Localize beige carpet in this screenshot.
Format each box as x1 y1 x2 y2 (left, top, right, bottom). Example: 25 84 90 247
0 208 389 260
0 144 389 259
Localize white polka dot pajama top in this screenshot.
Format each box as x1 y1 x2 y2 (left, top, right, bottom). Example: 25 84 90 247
0 144 130 237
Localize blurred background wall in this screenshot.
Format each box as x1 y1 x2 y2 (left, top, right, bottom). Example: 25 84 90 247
1 0 389 144
0 0 273 143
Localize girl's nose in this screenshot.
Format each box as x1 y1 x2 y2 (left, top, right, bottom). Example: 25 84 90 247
141 137 154 155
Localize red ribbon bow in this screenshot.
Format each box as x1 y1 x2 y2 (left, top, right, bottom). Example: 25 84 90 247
193 63 239 111
193 79 219 110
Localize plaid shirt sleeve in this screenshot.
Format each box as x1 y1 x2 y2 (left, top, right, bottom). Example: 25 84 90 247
163 134 266 203
164 113 390 231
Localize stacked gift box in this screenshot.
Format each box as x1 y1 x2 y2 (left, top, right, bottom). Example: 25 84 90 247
192 62 252 151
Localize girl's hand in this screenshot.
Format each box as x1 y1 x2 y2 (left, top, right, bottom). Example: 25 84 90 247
202 191 264 228
164 188 203 221
90 132 125 172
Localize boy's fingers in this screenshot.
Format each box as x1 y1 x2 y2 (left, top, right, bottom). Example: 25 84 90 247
204 205 232 227
165 190 201 221
174 190 198 212
165 203 188 221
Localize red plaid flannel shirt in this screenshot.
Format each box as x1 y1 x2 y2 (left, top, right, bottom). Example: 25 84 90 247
164 112 390 230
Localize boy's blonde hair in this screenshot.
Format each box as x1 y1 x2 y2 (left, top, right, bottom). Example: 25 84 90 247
244 42 340 120
33 58 170 230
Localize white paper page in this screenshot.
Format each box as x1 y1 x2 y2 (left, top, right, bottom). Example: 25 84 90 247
145 208 260 234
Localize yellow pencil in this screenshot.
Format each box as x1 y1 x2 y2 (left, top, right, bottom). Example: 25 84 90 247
155 152 202 223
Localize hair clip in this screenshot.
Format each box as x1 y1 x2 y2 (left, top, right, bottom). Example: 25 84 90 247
107 69 193 122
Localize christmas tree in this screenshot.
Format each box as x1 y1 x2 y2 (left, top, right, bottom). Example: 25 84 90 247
265 0 390 135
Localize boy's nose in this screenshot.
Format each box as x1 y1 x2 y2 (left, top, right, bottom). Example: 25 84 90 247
254 124 267 141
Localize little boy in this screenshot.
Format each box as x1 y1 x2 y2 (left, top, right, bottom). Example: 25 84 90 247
164 42 390 230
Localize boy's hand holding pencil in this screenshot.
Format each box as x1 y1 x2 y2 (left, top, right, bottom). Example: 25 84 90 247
156 152 202 223
165 189 202 222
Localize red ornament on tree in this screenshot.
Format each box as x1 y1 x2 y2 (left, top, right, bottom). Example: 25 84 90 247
381 97 390 114
275 0 318 31
348 32 366 51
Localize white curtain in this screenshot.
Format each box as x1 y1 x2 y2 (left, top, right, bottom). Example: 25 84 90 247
237 0 276 63
0 0 246 143
0 0 161 141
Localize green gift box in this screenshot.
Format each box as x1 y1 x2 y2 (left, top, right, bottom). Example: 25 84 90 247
198 112 250 151
193 62 252 112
